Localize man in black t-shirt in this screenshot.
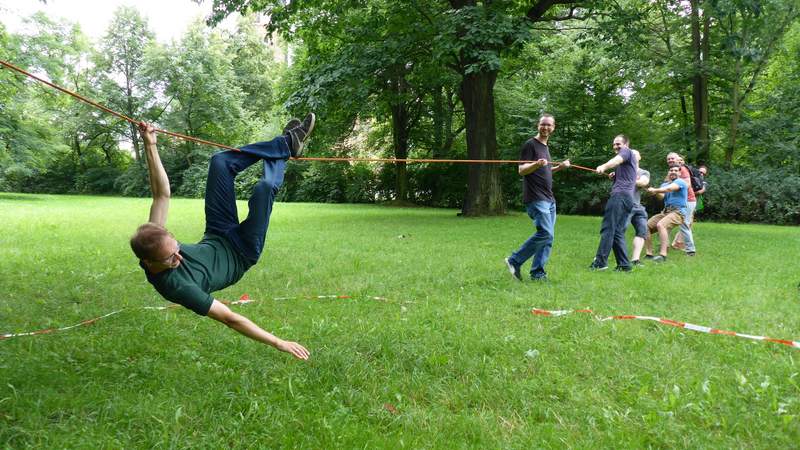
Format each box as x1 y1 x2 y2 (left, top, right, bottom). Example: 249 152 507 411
129 118 314 360
504 114 571 281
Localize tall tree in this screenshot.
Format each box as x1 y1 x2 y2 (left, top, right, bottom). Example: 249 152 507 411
689 0 711 163
714 0 800 167
96 6 157 162
148 20 256 194
207 0 591 215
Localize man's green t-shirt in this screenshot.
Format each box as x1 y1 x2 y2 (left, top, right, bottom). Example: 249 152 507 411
143 234 251 315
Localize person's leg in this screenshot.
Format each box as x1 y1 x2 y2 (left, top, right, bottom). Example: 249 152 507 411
630 206 648 262
645 213 664 256
204 150 262 237
671 230 685 248
531 201 556 278
610 195 633 268
238 136 292 161
234 158 287 263
593 194 621 268
681 201 697 253
656 220 670 256
657 212 683 256
509 201 554 277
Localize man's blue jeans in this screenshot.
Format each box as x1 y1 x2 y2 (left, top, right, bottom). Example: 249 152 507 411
594 192 634 268
679 201 697 252
509 200 556 278
204 136 290 264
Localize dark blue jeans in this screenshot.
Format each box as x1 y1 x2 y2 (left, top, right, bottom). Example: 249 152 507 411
204 136 290 264
594 192 634 268
509 200 556 278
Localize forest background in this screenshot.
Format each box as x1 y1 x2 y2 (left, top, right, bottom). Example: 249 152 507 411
1 0 798 224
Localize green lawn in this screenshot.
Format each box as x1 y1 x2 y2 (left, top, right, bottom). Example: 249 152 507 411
1 193 799 448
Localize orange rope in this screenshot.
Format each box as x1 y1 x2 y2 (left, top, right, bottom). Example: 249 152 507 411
0 58 600 173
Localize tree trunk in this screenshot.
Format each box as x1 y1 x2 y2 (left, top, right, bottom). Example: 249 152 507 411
127 83 142 162
459 70 504 216
431 86 444 157
725 57 742 168
389 74 411 203
690 0 710 164
390 101 410 203
659 3 693 155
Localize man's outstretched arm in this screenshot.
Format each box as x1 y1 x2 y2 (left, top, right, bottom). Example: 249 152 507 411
206 300 310 360
139 122 170 227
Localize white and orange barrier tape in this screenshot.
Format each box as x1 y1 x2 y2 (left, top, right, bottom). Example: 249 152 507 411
1 293 387 341
531 308 800 349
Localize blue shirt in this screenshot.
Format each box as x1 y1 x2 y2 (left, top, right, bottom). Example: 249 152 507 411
662 178 689 217
611 147 637 196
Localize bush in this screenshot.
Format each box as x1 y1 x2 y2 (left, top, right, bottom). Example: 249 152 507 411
700 167 800 225
115 163 151 197
412 164 468 208
76 166 124 194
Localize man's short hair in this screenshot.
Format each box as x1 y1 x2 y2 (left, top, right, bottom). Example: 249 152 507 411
615 134 629 145
539 113 555 123
130 223 172 260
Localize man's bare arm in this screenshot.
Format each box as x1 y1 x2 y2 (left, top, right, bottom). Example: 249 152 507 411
596 155 624 174
139 123 170 226
206 300 310 360
552 159 571 173
519 158 549 176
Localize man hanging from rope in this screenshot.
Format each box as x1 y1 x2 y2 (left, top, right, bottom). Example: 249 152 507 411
130 115 315 360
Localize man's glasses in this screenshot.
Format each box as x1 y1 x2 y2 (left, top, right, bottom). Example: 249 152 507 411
155 243 180 264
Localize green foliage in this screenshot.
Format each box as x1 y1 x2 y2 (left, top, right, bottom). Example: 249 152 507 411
434 5 530 74
701 167 800 224
279 162 382 204
114 162 151 197
2 2 799 224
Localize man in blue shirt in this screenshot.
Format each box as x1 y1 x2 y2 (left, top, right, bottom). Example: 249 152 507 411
644 165 689 263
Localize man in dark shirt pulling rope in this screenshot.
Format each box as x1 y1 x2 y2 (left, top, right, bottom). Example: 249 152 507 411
504 114 571 282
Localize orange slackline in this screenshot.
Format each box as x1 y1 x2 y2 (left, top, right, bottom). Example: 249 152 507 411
0 58 599 173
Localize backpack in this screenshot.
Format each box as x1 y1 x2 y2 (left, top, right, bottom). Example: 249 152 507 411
684 164 704 192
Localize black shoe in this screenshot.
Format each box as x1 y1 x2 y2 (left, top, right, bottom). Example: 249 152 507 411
589 260 608 271
283 118 300 134
644 255 655 260
531 274 549 282
686 251 696 257
504 258 521 281
632 259 644 267
614 265 632 272
288 112 316 157
651 255 667 263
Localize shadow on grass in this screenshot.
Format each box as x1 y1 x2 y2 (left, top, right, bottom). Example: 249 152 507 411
0 193 43 201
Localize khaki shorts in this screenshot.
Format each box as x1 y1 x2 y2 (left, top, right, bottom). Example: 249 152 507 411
647 210 684 232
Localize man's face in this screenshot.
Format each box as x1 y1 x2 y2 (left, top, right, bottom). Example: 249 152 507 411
666 154 679 166
699 167 707 176
612 137 626 152
667 166 681 181
149 237 182 269
538 117 555 137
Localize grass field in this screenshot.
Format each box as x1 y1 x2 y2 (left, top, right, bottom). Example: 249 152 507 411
1 192 799 448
